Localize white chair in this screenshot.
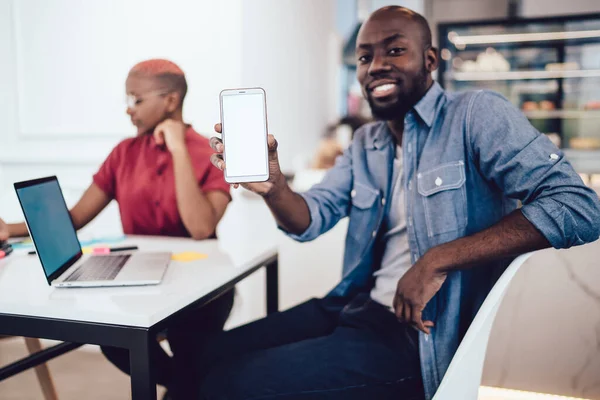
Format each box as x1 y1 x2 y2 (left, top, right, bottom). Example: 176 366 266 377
432 252 534 400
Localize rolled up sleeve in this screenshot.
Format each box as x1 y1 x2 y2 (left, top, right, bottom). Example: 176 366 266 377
467 90 600 248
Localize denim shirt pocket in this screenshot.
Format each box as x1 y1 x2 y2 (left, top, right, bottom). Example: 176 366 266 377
417 161 467 237
348 182 380 241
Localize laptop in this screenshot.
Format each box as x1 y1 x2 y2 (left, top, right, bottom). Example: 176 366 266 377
14 176 171 288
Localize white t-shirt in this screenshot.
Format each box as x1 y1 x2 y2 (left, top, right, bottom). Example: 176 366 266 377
370 146 412 309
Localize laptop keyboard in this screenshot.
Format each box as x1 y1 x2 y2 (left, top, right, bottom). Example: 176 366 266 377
65 255 131 282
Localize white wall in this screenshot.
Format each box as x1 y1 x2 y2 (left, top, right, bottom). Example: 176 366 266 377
0 0 245 243
240 0 338 173
0 0 338 188
0 0 243 171
0 0 338 201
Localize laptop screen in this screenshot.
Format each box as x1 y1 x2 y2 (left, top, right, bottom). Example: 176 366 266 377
15 177 81 281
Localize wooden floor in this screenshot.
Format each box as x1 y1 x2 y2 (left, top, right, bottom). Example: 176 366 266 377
0 337 166 400
1 336 596 400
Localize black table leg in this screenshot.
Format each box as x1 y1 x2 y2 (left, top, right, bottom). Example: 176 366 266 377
129 330 156 400
0 341 82 381
265 256 279 315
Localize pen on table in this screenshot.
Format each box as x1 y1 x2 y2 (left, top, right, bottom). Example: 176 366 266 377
92 246 139 254
0 246 13 259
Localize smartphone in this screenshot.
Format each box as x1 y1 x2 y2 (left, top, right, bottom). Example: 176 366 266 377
219 87 269 183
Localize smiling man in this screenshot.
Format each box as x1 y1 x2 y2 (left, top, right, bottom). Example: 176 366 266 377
196 6 600 400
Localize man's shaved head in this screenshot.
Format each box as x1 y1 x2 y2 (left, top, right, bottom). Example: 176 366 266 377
367 6 432 50
129 59 187 106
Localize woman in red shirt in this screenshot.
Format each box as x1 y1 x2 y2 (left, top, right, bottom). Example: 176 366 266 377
0 59 233 399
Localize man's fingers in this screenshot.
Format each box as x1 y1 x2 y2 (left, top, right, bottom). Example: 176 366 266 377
209 136 224 152
210 154 225 170
267 135 280 162
394 297 405 322
214 123 222 133
267 134 277 149
412 309 431 335
403 302 412 323
397 303 405 323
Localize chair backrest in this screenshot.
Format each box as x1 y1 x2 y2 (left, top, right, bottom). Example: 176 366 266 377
432 252 534 400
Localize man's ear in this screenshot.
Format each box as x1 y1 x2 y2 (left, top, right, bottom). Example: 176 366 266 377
425 46 439 72
165 92 181 113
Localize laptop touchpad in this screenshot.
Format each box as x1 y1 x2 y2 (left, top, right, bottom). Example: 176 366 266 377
115 253 171 281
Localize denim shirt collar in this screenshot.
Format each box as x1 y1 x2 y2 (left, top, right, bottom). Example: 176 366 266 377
366 81 444 150
413 81 443 128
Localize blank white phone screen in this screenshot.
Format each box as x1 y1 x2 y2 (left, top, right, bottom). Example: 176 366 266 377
222 93 268 178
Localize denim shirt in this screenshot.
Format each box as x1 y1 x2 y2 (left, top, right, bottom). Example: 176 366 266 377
286 82 600 399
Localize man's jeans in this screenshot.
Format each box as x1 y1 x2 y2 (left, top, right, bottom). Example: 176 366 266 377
197 293 425 399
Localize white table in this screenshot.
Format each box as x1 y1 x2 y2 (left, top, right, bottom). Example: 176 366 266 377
0 235 279 399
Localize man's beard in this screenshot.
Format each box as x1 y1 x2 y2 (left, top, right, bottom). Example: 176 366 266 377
367 66 428 121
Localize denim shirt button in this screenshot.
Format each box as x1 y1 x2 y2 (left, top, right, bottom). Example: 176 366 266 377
435 177 443 186
550 153 559 160
381 198 386 206
372 231 377 238
351 189 356 198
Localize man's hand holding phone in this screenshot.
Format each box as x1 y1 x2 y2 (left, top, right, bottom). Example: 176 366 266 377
210 124 285 197
212 87 311 235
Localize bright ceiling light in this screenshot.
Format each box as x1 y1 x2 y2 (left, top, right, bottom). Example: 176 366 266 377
479 386 592 400
450 29 600 46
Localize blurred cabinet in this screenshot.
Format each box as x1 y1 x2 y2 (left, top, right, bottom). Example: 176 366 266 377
438 13 600 177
